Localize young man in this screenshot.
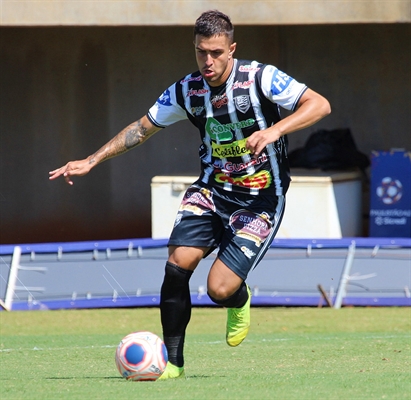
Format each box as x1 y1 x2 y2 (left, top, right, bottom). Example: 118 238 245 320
49 10 331 379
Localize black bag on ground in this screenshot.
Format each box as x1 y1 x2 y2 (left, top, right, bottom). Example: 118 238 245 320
288 128 370 171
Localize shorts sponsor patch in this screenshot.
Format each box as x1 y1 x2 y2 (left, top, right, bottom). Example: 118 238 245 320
179 187 216 215
241 246 256 259
229 210 272 247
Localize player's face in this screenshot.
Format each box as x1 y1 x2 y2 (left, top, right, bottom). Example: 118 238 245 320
194 34 236 87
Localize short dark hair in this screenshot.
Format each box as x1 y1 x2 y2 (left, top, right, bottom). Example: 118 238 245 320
194 10 234 43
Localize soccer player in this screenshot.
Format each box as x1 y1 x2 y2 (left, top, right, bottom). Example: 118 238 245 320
49 10 331 379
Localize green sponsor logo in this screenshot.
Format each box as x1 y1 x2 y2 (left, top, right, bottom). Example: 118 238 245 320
205 117 255 142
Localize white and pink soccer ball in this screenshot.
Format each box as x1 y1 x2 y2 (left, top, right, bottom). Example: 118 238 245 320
115 331 168 381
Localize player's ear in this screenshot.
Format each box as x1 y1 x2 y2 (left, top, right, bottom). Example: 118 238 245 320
229 42 237 58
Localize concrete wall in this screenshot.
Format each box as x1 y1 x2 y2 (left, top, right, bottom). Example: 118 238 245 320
2 0 410 25
1 24 410 244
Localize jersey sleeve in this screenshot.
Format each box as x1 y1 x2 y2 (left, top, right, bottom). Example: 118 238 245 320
260 65 307 111
147 83 188 128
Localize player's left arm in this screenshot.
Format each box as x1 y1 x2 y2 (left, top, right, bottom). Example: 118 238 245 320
49 115 161 185
246 89 331 157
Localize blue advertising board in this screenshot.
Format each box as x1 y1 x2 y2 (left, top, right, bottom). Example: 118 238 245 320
369 150 411 237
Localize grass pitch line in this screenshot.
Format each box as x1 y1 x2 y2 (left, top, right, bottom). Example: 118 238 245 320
0 344 118 353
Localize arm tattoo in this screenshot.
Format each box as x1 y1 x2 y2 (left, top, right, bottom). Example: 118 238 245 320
89 118 153 164
125 120 148 149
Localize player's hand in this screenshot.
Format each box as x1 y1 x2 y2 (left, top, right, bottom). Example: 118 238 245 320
49 158 93 185
246 128 281 158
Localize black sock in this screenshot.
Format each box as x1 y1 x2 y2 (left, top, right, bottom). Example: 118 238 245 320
208 281 248 308
160 261 193 367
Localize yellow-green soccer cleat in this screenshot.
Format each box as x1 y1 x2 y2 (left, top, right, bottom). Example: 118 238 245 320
158 362 185 380
226 285 252 347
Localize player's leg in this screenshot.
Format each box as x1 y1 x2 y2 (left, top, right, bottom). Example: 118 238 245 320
159 245 207 380
207 194 286 346
207 258 251 347
159 184 223 379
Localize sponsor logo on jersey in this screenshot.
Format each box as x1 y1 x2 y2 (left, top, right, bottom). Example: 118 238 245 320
179 187 215 215
157 89 172 106
232 80 254 90
211 93 228 108
234 95 251 114
205 117 255 142
271 70 292 95
239 65 261 72
191 106 205 116
212 138 250 158
186 88 209 97
222 153 267 172
215 170 272 189
180 76 203 84
229 210 272 247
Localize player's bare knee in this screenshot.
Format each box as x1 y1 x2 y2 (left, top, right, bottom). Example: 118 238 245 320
208 281 248 308
168 246 205 270
207 286 233 301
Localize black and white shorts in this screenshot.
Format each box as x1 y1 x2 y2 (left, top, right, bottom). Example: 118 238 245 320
168 181 285 280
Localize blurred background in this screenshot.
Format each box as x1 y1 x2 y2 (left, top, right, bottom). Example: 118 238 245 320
1 1 410 244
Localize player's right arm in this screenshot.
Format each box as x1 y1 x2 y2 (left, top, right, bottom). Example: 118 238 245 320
49 115 161 185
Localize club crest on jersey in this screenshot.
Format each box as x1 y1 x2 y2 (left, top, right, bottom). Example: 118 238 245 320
157 89 172 106
234 95 251 114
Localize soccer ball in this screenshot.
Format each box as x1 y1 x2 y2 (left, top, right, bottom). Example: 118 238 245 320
115 331 168 381
376 177 403 205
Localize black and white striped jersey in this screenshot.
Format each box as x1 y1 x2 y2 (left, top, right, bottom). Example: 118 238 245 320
148 59 307 196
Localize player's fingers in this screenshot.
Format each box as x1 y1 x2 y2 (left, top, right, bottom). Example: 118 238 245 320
246 137 256 154
49 163 76 184
48 168 65 180
49 166 65 175
64 173 74 185
251 142 267 159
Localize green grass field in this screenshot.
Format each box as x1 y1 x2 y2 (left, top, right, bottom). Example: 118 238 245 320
1 307 410 399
